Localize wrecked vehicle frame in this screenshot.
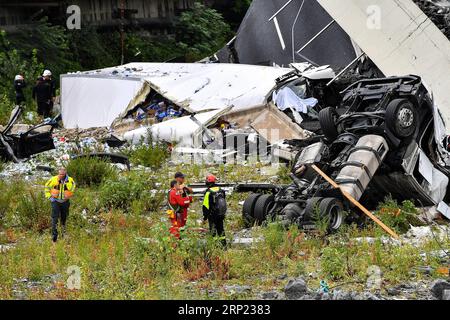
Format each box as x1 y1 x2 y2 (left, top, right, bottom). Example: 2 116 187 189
240 75 450 232
0 106 58 163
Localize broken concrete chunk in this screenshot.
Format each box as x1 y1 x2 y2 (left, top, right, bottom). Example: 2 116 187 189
443 290 450 301
430 279 450 300
223 285 251 295
332 290 352 300
284 277 308 300
261 291 283 300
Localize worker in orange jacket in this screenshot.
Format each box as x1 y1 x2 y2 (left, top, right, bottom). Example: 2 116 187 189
168 179 192 239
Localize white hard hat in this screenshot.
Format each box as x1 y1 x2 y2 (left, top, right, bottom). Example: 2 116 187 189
43 70 52 77
14 75 24 81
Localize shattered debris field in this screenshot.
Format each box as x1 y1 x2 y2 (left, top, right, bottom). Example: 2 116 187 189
0 132 449 300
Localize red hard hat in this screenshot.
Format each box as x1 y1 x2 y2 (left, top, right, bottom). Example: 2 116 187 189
206 174 217 183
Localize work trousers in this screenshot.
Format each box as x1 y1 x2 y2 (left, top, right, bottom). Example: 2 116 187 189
208 214 226 246
51 201 70 242
37 101 52 118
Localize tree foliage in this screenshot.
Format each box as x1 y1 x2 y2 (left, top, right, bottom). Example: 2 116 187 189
0 30 44 121
9 18 76 81
213 0 252 31
176 2 232 61
0 2 237 120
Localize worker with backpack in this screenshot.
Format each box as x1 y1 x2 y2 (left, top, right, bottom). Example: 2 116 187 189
202 174 227 245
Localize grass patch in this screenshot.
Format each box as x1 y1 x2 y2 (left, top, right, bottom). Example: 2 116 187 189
0 162 448 299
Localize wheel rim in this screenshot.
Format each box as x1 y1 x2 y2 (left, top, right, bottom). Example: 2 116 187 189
397 105 414 128
329 205 344 230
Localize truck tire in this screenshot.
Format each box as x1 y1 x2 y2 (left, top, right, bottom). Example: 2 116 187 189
304 197 324 219
242 193 261 228
254 194 275 225
385 98 418 138
319 107 339 141
319 198 345 232
281 203 303 224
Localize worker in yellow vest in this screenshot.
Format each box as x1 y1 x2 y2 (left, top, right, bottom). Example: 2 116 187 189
44 167 76 242
202 174 227 245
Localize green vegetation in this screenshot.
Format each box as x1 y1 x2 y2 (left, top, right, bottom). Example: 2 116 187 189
176 2 232 61
128 140 171 170
0 161 448 299
66 157 117 187
375 198 424 234
0 1 235 123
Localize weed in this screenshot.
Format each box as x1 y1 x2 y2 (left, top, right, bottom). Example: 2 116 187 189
320 246 346 280
262 221 285 253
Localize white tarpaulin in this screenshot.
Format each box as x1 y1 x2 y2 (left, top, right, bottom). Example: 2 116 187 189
317 0 450 134
61 76 144 129
61 63 292 129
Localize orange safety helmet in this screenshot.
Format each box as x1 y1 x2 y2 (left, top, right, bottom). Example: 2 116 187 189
205 174 217 183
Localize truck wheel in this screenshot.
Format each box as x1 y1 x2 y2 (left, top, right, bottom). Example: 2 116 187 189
281 203 303 224
319 107 339 141
304 197 324 219
385 99 418 138
242 193 261 228
319 198 345 231
254 194 275 225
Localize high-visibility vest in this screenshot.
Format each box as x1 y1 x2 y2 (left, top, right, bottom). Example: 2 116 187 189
203 187 221 210
44 175 76 201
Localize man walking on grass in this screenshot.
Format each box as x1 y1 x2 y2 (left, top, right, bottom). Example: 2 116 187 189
44 168 76 243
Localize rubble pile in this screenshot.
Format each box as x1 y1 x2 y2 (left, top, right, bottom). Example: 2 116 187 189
54 127 110 142
0 130 128 181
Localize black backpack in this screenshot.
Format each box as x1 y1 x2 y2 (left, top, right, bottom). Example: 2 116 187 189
210 189 227 218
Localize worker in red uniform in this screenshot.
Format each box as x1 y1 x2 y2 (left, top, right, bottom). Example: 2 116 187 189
168 180 192 239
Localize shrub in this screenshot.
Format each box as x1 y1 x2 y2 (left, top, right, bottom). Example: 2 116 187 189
0 179 27 228
66 157 117 187
376 198 422 234
0 94 13 124
98 173 165 213
99 177 143 210
16 190 50 232
129 142 170 170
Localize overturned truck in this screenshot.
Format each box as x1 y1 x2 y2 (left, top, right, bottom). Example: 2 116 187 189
242 75 450 231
